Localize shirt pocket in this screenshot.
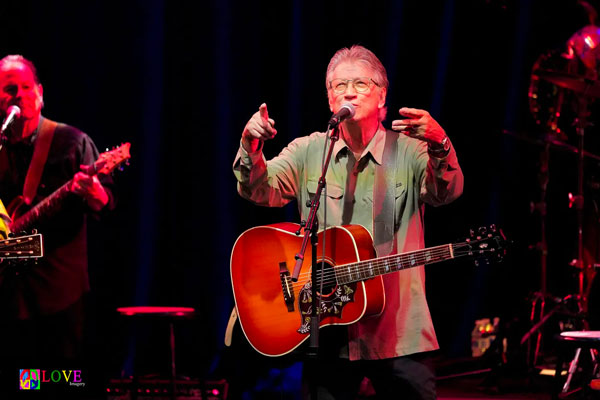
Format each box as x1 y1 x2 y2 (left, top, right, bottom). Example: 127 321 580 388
307 179 344 200
394 182 408 228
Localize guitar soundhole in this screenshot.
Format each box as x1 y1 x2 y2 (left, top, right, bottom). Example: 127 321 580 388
296 261 357 335
313 261 337 296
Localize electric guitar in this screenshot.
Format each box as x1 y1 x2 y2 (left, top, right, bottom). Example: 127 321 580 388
230 223 507 357
7 143 131 233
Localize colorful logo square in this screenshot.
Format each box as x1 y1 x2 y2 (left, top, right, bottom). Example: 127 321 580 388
19 369 40 390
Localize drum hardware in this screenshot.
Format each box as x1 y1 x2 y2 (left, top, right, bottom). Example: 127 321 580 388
532 70 600 99
501 130 600 161
521 92 594 368
523 22 600 370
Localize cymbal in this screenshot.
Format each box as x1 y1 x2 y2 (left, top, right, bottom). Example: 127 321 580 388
533 69 600 98
502 129 600 161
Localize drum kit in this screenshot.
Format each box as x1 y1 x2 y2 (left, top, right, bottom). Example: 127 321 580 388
520 22 600 369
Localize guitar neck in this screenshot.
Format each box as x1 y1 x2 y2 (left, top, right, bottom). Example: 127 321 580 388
11 180 72 233
8 142 131 234
335 243 456 285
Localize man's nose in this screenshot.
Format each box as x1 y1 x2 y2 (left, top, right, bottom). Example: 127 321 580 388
344 84 357 97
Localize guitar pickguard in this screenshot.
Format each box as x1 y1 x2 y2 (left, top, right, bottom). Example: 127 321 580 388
297 281 356 334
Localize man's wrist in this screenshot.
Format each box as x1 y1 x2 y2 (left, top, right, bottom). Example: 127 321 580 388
242 136 261 153
428 136 450 157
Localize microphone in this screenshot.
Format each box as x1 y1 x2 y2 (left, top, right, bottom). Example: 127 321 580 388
328 103 355 128
0 105 21 135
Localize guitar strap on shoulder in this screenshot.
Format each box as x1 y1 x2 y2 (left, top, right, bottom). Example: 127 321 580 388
23 117 58 205
373 129 398 257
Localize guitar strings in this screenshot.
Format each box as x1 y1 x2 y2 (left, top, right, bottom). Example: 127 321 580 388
291 245 452 286
290 247 451 288
288 242 481 290
293 242 490 287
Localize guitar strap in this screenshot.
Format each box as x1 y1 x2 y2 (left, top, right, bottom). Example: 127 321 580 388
373 129 398 257
23 117 58 205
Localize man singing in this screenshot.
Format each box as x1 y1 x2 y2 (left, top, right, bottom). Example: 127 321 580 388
0 55 114 394
233 45 463 399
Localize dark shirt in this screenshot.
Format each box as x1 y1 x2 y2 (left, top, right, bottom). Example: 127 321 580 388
0 116 114 319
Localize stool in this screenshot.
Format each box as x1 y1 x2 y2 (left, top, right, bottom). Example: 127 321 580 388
117 306 196 398
554 331 600 399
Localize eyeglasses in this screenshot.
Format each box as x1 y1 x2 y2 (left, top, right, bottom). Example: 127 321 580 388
328 77 380 94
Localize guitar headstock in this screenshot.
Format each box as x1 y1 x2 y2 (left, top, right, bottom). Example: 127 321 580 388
465 225 509 266
0 233 43 259
90 143 131 176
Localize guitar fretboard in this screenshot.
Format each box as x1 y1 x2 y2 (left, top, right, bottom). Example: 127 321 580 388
11 181 72 233
335 244 454 284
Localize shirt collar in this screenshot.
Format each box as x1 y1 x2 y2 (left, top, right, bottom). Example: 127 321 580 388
333 125 386 165
28 115 44 145
364 125 386 165
5 115 43 149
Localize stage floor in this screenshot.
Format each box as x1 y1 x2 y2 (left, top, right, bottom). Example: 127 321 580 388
436 374 554 400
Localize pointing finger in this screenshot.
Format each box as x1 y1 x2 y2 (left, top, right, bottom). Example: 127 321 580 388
259 103 269 123
259 103 277 137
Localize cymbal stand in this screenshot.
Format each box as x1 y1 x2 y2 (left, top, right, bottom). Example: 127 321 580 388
522 95 593 368
571 94 591 318
554 94 595 395
524 142 550 367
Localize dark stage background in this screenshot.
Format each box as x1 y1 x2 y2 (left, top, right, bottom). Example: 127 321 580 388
3 0 600 397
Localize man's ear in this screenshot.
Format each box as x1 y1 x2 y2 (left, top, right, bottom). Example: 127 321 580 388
38 84 44 108
378 87 387 109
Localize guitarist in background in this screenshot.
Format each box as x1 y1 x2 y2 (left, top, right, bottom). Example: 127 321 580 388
0 55 114 393
233 45 463 399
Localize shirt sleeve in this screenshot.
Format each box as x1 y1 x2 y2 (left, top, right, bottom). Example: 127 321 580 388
79 133 117 213
414 138 464 206
232 138 307 207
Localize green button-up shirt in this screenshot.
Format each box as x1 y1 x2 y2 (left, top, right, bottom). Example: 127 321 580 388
233 126 463 360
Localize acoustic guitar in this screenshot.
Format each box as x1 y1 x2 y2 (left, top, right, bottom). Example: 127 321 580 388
0 232 43 259
230 223 507 356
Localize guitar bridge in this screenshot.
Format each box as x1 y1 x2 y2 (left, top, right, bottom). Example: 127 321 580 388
279 262 295 312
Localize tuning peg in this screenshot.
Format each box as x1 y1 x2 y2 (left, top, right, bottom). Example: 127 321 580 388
489 224 497 232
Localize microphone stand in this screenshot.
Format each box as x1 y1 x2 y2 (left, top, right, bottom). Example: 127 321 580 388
0 120 8 152
291 124 340 398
